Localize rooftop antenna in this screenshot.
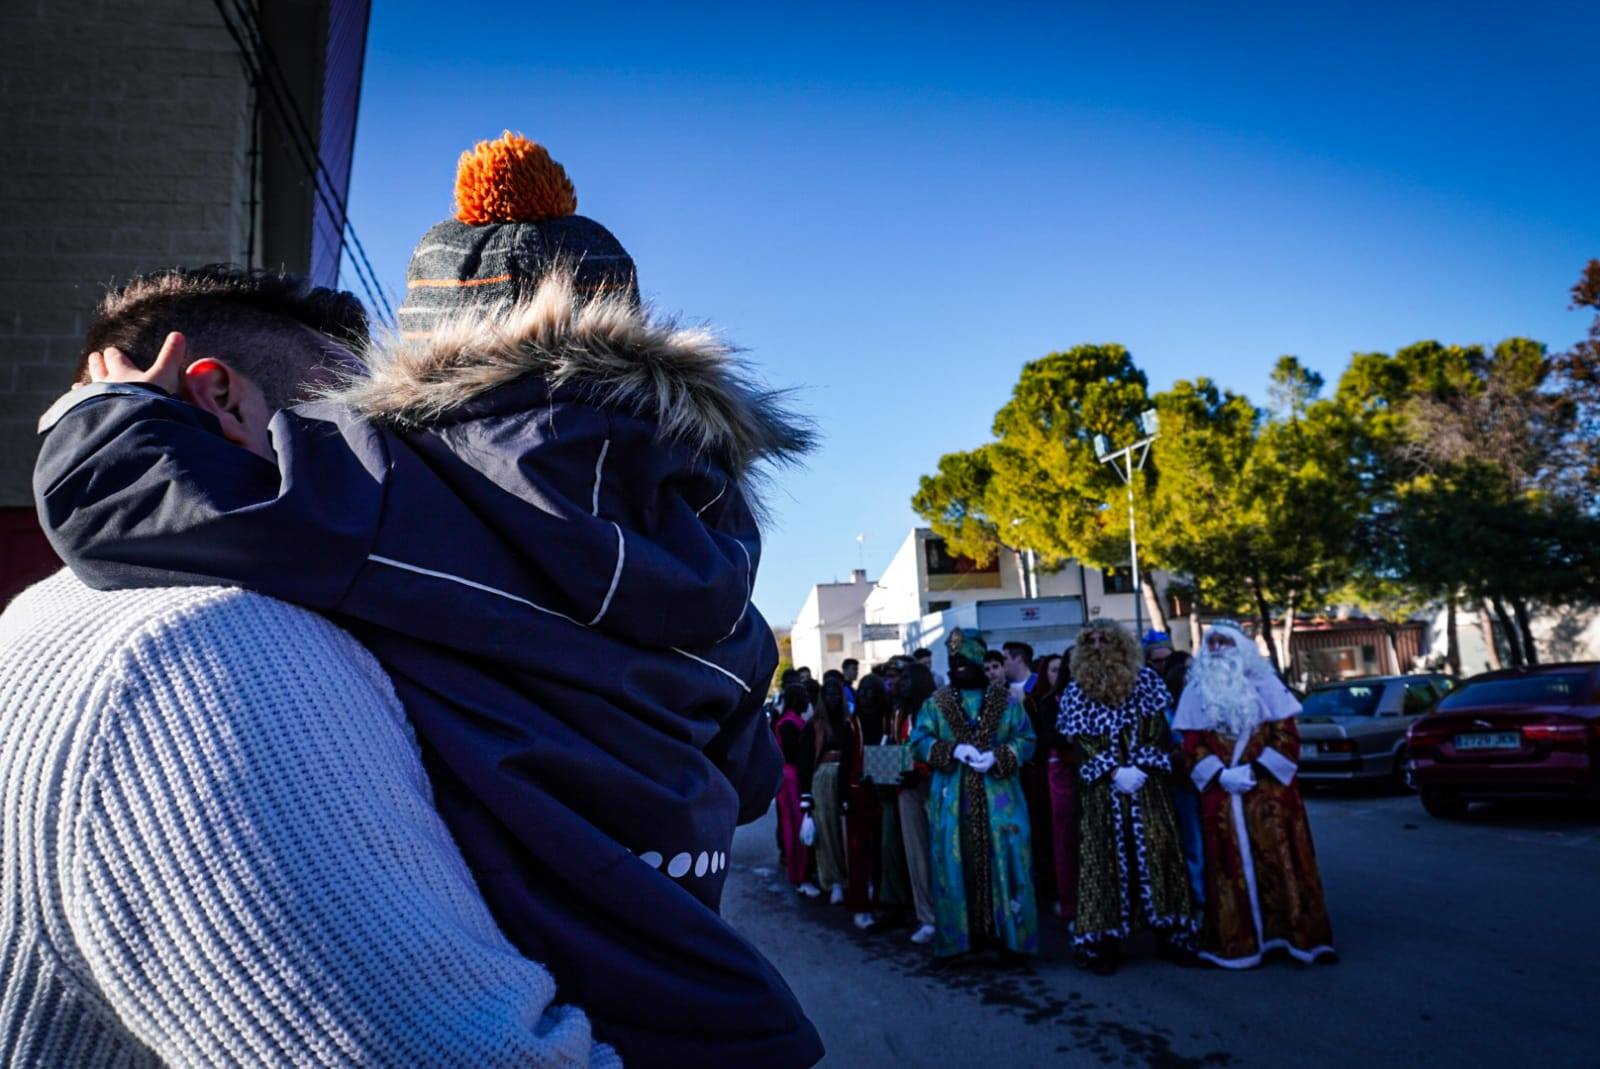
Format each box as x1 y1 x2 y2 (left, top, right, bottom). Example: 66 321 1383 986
856 532 867 573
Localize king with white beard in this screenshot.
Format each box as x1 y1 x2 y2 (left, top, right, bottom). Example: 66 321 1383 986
1174 623 1338 969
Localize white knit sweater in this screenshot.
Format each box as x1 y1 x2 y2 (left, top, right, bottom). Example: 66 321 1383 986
0 571 621 1068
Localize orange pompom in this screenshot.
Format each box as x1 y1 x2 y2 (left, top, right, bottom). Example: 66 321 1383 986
454 131 577 225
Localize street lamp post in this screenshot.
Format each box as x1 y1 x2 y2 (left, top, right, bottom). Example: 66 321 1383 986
1008 518 1039 599
1094 409 1160 639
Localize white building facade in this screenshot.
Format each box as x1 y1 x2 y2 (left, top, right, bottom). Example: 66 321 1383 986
789 569 875 676
799 528 1185 675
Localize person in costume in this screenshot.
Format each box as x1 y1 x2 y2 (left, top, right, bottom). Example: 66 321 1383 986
836 671 882 928
1059 621 1197 975
1021 653 1064 913
1177 622 1337 969
34 132 822 1067
908 630 1040 962
809 675 850 904
1149 640 1207 909
858 672 914 923
774 683 822 896
893 659 940 945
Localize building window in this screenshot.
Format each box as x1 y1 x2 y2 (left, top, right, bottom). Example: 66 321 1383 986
924 537 1001 591
825 633 845 653
1101 566 1136 595
927 600 953 613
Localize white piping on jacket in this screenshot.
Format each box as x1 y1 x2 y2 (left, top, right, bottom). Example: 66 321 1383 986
368 554 587 627
587 523 626 627
367 552 747 692
591 439 611 515
670 647 751 694
722 539 752 642
696 480 727 517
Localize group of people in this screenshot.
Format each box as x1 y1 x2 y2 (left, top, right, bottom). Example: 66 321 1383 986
3 133 825 1067
771 619 1338 976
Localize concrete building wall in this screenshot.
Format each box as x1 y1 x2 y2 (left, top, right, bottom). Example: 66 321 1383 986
0 0 256 509
789 570 874 677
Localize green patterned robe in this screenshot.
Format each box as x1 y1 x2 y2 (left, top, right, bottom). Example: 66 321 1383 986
909 685 1040 958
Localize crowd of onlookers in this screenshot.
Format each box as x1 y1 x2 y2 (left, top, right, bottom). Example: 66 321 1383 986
767 620 1339 975
766 633 1195 948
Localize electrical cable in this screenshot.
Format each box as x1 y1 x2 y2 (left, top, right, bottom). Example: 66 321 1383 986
225 0 393 320
210 0 394 323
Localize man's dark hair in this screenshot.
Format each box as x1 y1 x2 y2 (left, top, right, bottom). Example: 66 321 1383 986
913 648 932 660
1002 641 1034 666
897 662 937 714
79 265 370 408
841 658 859 671
982 649 1005 667
781 684 810 715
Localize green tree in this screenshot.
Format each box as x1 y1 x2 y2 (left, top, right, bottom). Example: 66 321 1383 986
910 444 1005 566
1336 336 1599 668
1553 259 1600 497
1147 372 1361 675
912 344 1170 625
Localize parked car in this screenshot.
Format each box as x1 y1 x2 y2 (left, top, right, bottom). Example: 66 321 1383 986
1405 663 1600 819
1296 674 1456 784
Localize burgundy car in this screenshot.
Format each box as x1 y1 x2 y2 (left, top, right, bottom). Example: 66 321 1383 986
1406 663 1600 819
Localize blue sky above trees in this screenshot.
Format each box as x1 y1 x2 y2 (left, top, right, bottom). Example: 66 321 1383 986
347 1 1598 622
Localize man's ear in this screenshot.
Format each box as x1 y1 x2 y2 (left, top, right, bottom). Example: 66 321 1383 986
182 358 254 447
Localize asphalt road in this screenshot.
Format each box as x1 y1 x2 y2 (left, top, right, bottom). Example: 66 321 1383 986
723 787 1599 1069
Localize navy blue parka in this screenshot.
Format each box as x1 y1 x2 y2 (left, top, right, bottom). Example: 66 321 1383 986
33 286 823 1068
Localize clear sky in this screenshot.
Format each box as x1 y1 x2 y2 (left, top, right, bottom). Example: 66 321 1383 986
345 1 1597 627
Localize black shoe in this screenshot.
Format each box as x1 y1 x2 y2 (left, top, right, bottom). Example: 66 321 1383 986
1084 940 1121 976
1157 936 1201 968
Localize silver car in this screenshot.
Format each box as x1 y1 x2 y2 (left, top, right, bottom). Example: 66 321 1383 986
1297 674 1456 783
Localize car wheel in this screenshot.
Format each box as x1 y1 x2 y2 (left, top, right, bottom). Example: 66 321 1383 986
1393 749 1411 791
1421 788 1469 820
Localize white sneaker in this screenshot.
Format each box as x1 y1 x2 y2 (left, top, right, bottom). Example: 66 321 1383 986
829 884 845 905
852 912 877 930
909 924 936 945
797 882 822 898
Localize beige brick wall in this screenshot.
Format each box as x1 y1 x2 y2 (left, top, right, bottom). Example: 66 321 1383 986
0 0 253 506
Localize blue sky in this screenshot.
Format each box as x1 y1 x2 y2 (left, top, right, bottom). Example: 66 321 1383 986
345 1 1598 626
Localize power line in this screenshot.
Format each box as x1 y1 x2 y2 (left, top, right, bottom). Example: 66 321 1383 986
224 0 392 322
210 0 394 324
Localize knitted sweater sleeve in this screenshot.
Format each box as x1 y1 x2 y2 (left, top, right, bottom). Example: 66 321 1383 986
64 590 621 1069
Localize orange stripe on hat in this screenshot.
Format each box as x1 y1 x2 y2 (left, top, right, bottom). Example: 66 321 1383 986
407 274 514 289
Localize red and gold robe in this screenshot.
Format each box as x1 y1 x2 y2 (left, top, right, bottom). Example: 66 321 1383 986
1182 717 1336 968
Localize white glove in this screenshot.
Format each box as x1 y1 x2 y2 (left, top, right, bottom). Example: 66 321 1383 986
953 743 982 766
968 750 997 774
1219 766 1257 795
799 814 816 846
1112 767 1148 795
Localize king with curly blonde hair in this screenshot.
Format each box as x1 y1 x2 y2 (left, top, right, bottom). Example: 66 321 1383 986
1058 620 1198 974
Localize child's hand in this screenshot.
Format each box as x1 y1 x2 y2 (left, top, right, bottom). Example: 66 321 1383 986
84 332 189 396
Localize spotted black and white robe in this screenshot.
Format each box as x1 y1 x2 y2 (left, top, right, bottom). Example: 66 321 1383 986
1059 667 1197 950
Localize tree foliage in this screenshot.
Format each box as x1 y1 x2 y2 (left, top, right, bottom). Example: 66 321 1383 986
909 263 1600 673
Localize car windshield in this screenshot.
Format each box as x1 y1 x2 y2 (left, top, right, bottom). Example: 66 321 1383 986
1437 673 1591 709
1302 683 1383 717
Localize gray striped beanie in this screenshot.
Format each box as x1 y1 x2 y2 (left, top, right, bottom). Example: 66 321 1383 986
397 132 637 337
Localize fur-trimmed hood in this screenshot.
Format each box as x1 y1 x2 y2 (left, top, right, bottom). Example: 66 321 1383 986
332 272 814 486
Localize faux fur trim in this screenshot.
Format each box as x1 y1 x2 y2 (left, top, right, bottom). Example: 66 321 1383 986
332 271 814 485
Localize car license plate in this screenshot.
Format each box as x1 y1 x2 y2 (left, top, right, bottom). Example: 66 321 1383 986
1454 731 1520 751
